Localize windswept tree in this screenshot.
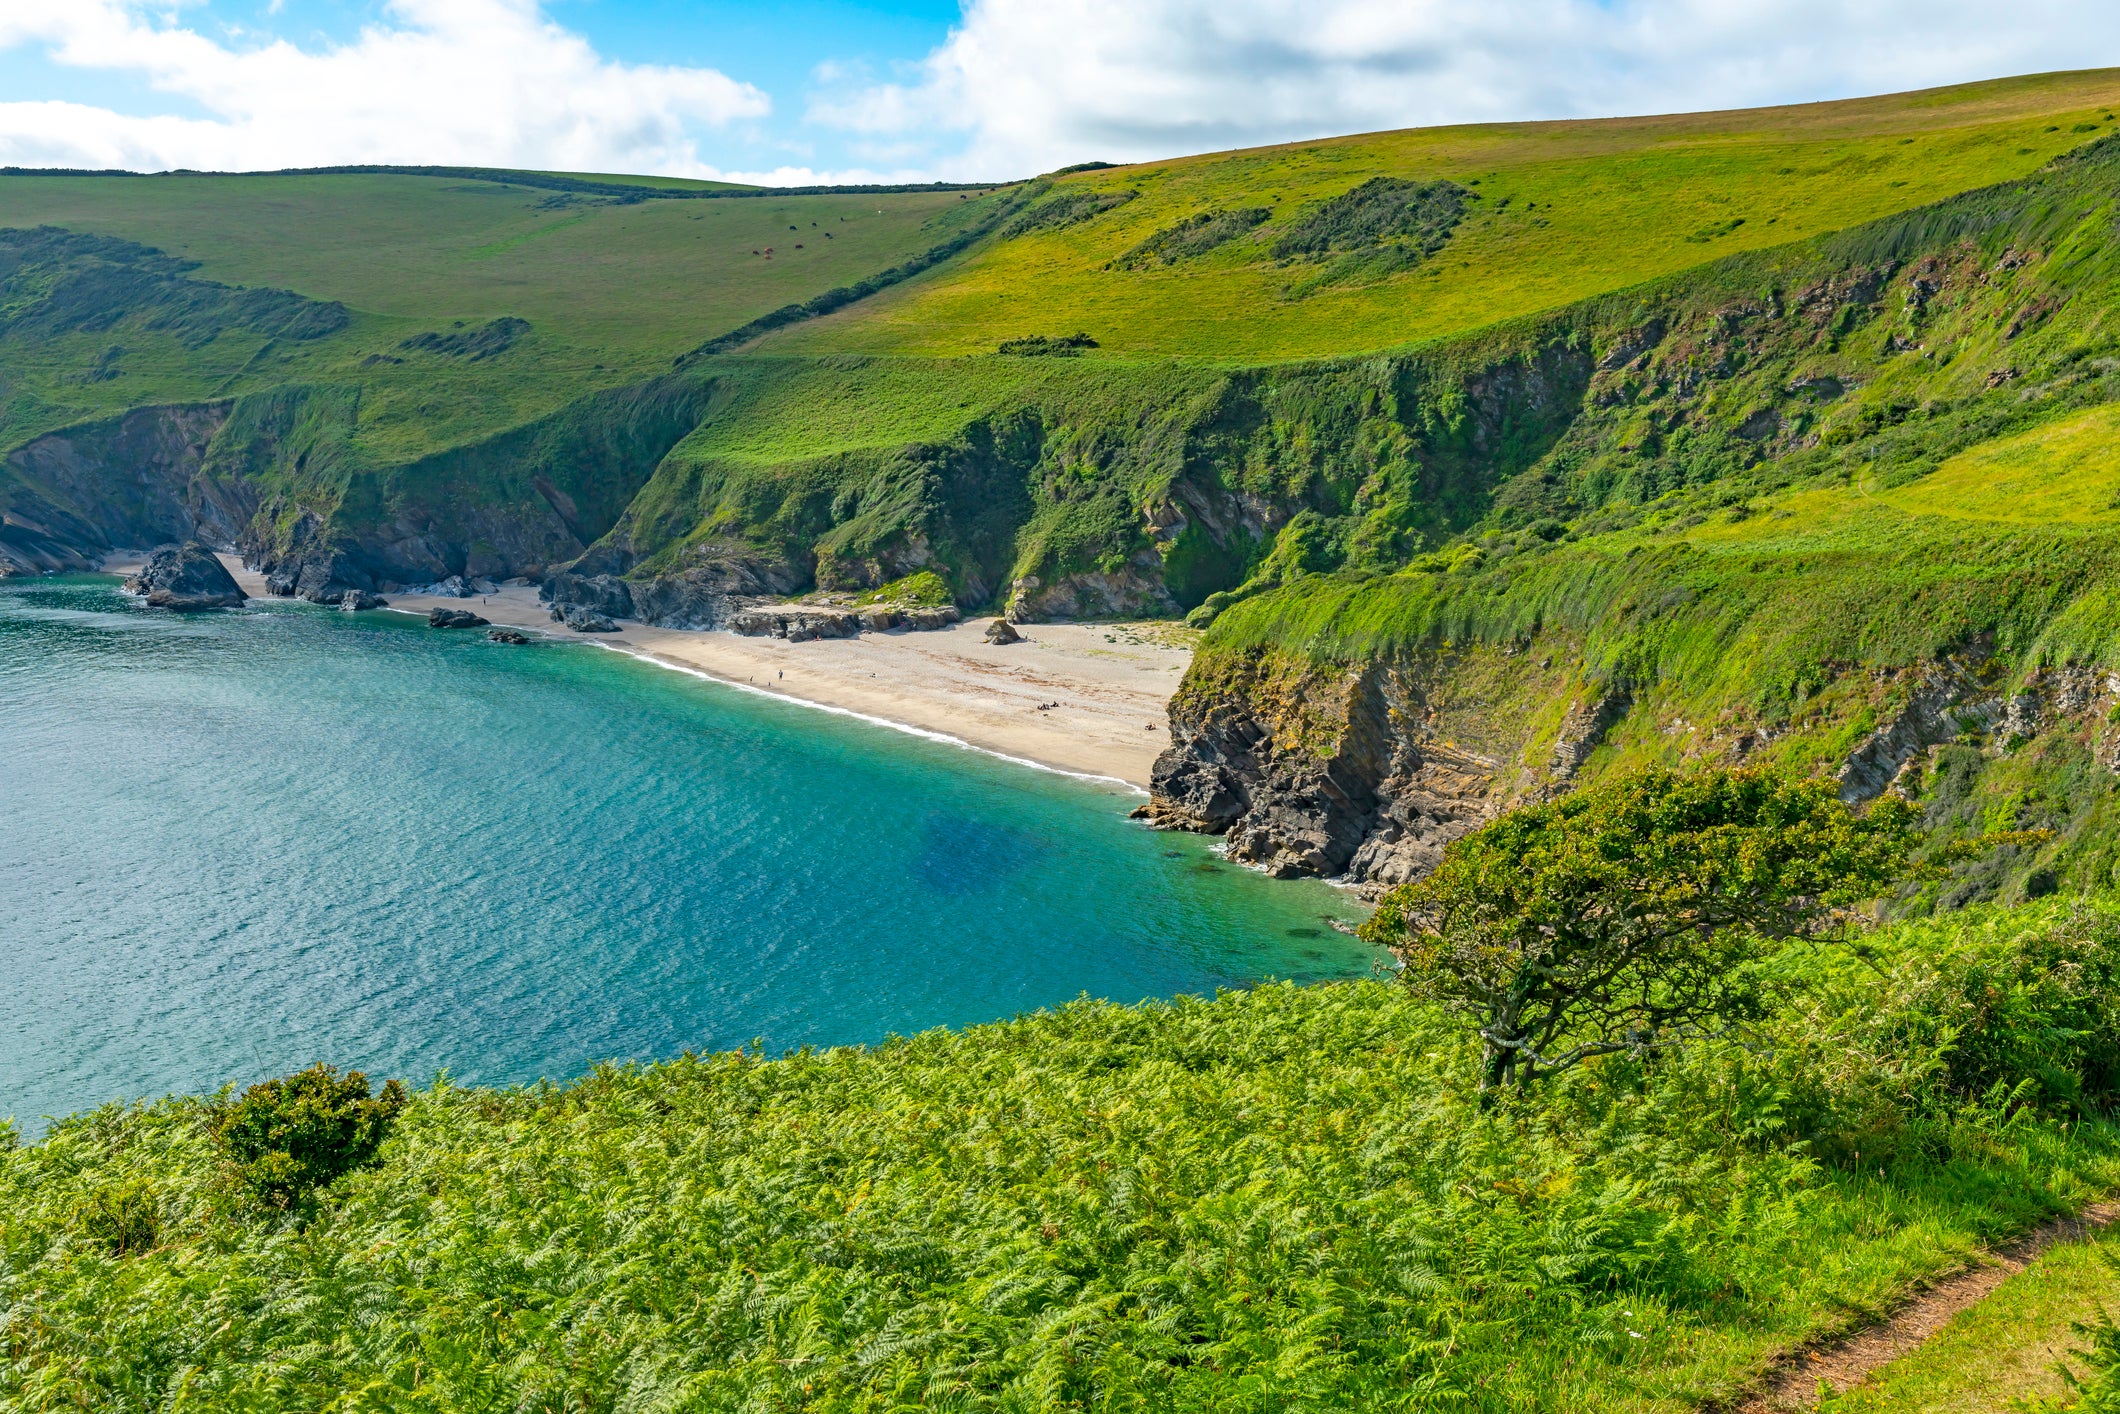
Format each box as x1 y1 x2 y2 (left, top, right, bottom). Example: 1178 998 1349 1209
1361 766 1924 1093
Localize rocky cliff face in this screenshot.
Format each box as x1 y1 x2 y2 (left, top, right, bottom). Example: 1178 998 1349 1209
0 404 237 574
1145 639 2120 896
1142 642 1620 889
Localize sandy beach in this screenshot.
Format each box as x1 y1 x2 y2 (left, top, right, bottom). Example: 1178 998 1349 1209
206 557 1191 788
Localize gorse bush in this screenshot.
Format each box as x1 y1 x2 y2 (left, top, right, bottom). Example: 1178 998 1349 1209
6 906 2120 1411
1112 208 1271 269
1270 177 1471 262
211 1063 407 1206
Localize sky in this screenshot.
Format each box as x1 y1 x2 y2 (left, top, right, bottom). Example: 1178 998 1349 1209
0 1 2118 185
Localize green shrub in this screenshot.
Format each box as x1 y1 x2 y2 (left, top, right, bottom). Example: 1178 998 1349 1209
212 1064 407 1206
77 1178 160 1256
997 331 1099 356
1271 177 1470 262
1363 765 1923 1091
1112 207 1270 269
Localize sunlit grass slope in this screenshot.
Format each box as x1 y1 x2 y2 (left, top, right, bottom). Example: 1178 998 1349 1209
7 900 2120 1411
771 70 2120 361
0 173 1010 456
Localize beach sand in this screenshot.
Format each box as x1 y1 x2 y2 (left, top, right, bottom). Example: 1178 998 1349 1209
213 558 1191 788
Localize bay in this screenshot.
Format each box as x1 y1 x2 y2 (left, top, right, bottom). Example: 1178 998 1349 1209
0 577 1375 1134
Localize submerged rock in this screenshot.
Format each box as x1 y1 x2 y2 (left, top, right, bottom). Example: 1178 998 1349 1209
428 607 488 629
984 618 1022 645
488 628 530 645
125 542 246 610
337 589 389 611
563 607 621 633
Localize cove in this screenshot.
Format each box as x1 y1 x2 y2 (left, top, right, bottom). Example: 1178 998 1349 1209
0 578 1376 1134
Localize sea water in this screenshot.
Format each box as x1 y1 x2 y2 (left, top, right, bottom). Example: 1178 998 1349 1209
0 577 1377 1133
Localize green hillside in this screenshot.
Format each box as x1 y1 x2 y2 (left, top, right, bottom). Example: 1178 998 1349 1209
767 70 2120 361
5 903 2119 1410
0 171 1010 459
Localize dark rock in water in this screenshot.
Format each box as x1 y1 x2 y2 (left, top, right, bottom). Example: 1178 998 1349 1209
984 618 1021 645
563 607 621 633
542 571 634 620
125 542 245 610
427 607 488 628
488 628 530 644
337 589 389 611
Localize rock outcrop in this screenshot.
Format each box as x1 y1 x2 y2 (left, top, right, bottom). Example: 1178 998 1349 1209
337 589 389 611
1147 628 2120 895
562 608 620 633
985 618 1022 644
543 571 634 620
427 607 488 629
1007 558 1178 622
727 603 961 640
1142 643 1631 892
124 542 246 610
488 628 530 644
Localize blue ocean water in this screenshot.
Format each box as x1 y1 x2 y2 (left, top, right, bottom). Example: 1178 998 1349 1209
0 577 1376 1134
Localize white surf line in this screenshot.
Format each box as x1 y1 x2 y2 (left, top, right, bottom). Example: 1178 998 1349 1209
593 639 1151 795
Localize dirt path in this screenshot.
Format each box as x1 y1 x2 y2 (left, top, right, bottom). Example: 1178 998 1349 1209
1739 1203 2119 1410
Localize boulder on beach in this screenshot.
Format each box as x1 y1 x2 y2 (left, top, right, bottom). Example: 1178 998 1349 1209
125 542 246 611
984 618 1022 645
428 607 488 629
337 589 389 611
488 628 530 645
563 607 621 633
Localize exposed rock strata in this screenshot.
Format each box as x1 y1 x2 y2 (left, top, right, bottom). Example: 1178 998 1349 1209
2 404 238 575
1143 645 1610 889
1147 638 2120 894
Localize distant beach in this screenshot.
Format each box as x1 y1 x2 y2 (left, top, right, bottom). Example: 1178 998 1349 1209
215 557 1190 789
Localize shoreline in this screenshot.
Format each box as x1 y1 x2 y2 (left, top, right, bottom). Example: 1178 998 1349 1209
210 559 1190 789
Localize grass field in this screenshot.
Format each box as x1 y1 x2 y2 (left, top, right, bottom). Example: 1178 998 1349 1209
0 174 1015 457
767 71 2120 361
5 902 2119 1412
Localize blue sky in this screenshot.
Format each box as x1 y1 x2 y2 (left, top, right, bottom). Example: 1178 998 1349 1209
1 1 2117 183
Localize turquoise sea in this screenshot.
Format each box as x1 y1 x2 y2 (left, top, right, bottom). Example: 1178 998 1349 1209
0 577 1376 1134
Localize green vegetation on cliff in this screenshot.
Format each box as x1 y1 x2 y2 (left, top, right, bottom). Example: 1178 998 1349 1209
7 900 2120 1411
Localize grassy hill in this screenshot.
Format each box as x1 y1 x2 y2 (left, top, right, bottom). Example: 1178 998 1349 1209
5 902 2118 1410
766 70 2120 361
0 170 1010 460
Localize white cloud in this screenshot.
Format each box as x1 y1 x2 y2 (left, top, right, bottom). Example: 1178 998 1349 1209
0 0 769 175
815 0 2120 179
